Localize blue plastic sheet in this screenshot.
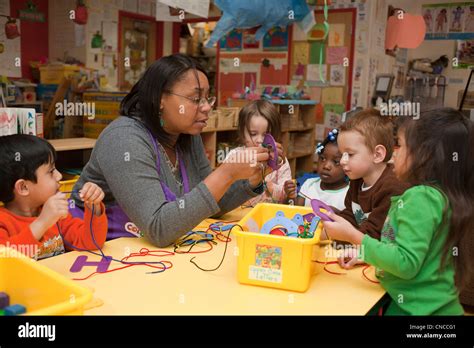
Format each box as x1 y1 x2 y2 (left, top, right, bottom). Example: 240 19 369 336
206 0 311 47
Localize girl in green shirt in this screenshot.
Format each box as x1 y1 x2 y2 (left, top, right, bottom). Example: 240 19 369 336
323 108 474 315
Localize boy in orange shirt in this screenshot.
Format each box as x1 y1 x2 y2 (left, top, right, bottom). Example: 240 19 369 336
0 135 107 259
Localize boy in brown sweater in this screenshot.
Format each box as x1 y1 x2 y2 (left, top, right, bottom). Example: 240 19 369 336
322 109 410 268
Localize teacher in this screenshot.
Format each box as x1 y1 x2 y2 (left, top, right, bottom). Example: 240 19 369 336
71 54 279 247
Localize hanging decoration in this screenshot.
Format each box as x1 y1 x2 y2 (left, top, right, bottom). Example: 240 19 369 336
18 0 45 23
73 0 88 25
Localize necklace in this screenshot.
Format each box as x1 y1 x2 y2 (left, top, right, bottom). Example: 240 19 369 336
157 142 183 190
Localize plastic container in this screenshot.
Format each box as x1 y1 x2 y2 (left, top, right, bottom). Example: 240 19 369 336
0 247 92 315
59 174 80 198
39 65 80 84
36 84 58 101
235 203 324 292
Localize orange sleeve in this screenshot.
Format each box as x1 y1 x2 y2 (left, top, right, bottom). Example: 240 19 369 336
0 218 41 258
58 203 108 251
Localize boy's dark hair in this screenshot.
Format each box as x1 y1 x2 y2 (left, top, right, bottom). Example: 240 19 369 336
0 134 57 203
340 108 394 162
399 108 474 290
237 100 282 144
120 53 209 151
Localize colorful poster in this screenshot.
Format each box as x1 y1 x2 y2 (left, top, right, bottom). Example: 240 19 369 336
306 64 327 83
292 42 309 65
263 26 288 51
321 87 344 105
328 24 345 46
219 29 242 51
326 46 348 65
310 42 325 64
455 39 474 68
307 23 327 41
424 2 474 40
330 65 346 86
324 104 345 129
243 27 259 49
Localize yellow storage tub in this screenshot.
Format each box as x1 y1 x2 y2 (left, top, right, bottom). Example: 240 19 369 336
0 247 92 315
39 64 80 84
59 174 80 198
235 203 324 292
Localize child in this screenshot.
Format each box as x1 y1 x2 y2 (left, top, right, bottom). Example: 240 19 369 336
0 134 108 260
323 108 474 315
226 100 291 206
332 109 410 244
284 129 349 212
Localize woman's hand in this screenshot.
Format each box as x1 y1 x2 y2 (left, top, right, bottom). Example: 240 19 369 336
322 212 364 245
222 146 269 183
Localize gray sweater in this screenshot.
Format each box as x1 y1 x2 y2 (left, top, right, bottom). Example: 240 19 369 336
72 116 257 247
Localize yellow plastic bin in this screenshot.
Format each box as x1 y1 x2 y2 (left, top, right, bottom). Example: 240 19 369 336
39 64 80 84
59 174 80 198
235 203 324 292
0 247 92 315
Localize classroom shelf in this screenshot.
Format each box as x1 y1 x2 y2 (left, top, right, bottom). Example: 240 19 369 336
287 150 315 159
211 100 319 176
48 137 97 152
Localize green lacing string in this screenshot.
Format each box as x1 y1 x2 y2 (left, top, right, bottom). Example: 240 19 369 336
319 0 330 83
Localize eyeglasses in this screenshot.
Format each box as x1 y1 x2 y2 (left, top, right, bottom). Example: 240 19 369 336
166 92 216 109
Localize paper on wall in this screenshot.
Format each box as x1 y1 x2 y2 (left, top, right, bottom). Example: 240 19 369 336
158 0 210 18
321 87 344 105
330 65 346 86
138 0 153 16
124 0 138 12
326 46 348 65
328 24 345 46
306 64 327 82
292 42 309 65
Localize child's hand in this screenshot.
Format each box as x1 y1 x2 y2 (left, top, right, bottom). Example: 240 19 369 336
79 182 104 215
284 180 297 200
32 193 69 239
337 247 365 270
322 212 364 245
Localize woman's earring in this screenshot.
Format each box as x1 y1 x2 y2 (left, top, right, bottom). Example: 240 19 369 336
159 109 165 127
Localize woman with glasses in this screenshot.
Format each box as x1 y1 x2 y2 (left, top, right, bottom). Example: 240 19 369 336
70 54 282 247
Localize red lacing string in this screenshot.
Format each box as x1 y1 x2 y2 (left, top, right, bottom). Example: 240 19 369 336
314 260 380 284
72 248 174 281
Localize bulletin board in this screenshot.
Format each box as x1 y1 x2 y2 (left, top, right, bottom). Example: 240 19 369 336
290 8 356 138
0 0 21 77
216 26 291 106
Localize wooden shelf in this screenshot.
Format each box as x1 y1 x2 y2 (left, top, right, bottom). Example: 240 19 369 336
287 151 314 159
48 137 97 152
282 125 314 132
202 126 237 133
201 101 318 174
